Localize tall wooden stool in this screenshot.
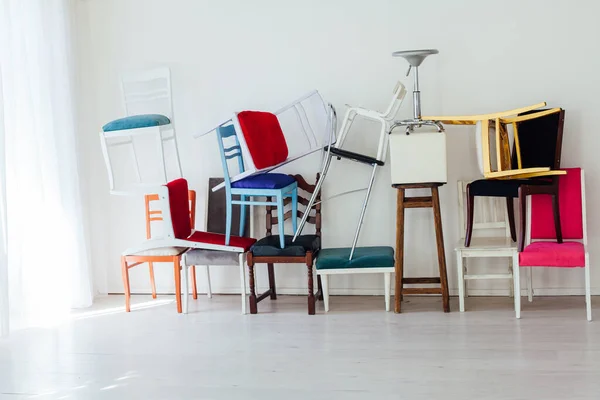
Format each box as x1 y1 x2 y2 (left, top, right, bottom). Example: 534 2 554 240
393 183 450 313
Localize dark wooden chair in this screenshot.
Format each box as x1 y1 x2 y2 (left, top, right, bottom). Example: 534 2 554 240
246 173 323 315
465 109 565 251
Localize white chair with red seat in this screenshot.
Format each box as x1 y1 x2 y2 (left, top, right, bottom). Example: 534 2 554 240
122 178 257 314
513 167 591 321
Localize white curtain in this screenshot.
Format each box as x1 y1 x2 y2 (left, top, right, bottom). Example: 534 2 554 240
0 0 93 335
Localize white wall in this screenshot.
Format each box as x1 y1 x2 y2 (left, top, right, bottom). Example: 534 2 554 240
75 0 600 297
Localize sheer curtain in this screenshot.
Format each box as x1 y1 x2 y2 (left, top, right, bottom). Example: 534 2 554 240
0 0 93 335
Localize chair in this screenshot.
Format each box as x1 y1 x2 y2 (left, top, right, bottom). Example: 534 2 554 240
215 123 298 249
196 90 336 191
466 109 566 251
455 180 517 312
246 174 323 315
120 189 196 313
122 179 257 312
513 167 591 321
294 81 408 259
180 178 251 314
426 107 566 251
316 247 395 312
99 67 183 195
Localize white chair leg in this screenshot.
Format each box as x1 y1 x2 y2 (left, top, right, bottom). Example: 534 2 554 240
585 254 592 321
239 254 247 315
527 267 533 302
321 274 330 312
384 272 391 312
513 254 521 319
206 265 212 299
182 265 189 314
463 258 468 298
508 256 514 298
456 251 465 312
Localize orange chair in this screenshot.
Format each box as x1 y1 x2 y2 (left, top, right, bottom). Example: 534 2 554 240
120 190 197 313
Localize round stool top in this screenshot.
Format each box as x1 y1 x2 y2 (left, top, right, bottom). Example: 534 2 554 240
392 49 439 67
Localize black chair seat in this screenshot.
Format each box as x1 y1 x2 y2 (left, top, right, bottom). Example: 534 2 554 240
250 234 320 257
324 146 384 166
469 178 553 198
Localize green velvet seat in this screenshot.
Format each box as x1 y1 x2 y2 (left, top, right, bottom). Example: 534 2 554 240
316 246 395 270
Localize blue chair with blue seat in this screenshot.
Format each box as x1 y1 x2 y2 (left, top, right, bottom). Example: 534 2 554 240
316 246 395 312
215 121 298 248
99 67 182 195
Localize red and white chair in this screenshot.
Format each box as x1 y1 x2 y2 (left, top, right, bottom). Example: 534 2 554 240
513 167 591 321
196 90 336 192
123 178 257 313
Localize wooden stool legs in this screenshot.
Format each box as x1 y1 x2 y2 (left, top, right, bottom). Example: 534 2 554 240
393 183 450 313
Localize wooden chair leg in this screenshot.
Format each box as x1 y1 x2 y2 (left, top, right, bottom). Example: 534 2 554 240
267 263 277 300
464 185 475 247
307 261 316 315
552 192 563 244
121 257 131 312
191 265 198 300
394 188 405 313
248 261 258 314
506 197 517 242
173 257 182 314
148 262 157 299
321 274 330 312
432 186 450 313
518 188 527 252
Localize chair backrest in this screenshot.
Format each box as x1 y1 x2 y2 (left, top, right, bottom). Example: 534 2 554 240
101 67 182 195
206 177 250 236
529 168 585 242
144 188 196 239
512 109 565 170
457 180 511 239
120 67 173 120
381 81 408 120
266 173 322 237
162 178 193 239
235 111 289 170
215 123 245 193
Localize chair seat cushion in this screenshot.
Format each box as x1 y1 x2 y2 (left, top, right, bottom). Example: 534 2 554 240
519 241 585 267
187 231 257 252
250 235 320 257
468 178 553 198
130 247 187 257
183 249 240 266
325 146 384 166
237 111 288 169
231 173 296 190
102 114 171 132
316 246 394 270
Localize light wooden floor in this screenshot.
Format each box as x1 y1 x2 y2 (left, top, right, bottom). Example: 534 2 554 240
1 294 599 399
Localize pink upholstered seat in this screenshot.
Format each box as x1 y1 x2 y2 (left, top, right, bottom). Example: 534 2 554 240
519 241 585 268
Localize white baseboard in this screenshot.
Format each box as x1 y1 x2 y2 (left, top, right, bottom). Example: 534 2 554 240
116 286 600 297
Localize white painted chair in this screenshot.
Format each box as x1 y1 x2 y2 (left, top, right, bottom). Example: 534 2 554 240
455 180 517 312
513 168 591 321
295 82 408 260
316 247 395 312
180 178 252 315
99 67 183 195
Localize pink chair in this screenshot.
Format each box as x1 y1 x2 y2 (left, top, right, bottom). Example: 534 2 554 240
513 168 591 320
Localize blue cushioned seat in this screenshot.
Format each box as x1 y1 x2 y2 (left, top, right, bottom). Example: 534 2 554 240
231 173 296 190
102 114 171 132
250 235 320 257
316 246 394 270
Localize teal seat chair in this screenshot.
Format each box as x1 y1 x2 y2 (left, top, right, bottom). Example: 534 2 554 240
316 246 395 312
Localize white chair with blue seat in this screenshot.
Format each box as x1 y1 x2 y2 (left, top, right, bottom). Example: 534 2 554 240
316 247 395 312
100 67 182 194
216 121 298 249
